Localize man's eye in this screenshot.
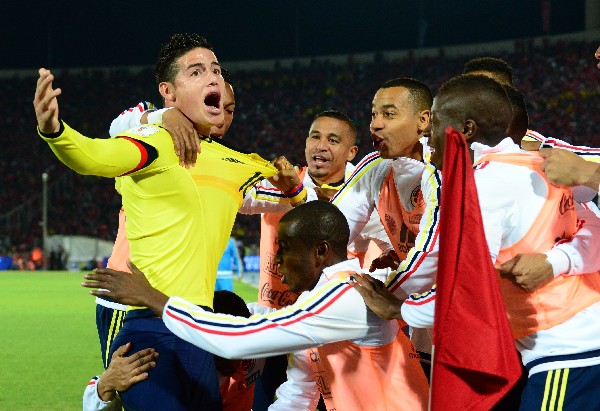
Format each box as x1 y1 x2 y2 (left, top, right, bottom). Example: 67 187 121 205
213 68 221 75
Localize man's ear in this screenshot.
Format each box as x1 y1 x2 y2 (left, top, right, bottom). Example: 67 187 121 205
463 119 477 140
315 241 329 262
418 110 431 134
159 82 176 103
346 145 358 162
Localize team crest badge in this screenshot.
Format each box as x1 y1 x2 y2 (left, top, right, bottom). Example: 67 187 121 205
132 125 161 137
410 186 424 207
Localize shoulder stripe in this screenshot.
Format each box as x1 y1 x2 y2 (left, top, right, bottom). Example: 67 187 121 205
542 138 600 160
165 280 354 337
331 152 383 204
387 168 441 292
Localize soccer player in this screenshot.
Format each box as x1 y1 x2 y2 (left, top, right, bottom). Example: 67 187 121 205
353 74 600 411
35 33 277 410
97 69 237 369
107 87 371 410
330 77 438 373
83 200 429 411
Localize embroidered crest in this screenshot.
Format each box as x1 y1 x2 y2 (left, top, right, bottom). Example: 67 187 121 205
410 185 424 207
131 125 161 137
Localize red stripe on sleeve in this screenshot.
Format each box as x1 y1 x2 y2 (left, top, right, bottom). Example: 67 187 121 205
117 136 149 176
166 284 354 337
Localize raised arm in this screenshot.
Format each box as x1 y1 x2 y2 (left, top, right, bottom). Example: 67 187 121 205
34 68 62 134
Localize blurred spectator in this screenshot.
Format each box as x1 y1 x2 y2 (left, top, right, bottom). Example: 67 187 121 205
3 39 599 253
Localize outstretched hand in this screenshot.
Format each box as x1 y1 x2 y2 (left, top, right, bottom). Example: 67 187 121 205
82 260 168 316
34 68 61 134
350 273 403 320
97 342 159 401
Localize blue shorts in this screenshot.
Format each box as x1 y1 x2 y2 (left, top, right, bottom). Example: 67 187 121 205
95 300 126 369
110 309 222 411
520 364 600 411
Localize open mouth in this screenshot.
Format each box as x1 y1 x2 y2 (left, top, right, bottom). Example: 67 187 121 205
372 135 383 150
204 91 221 111
312 155 329 165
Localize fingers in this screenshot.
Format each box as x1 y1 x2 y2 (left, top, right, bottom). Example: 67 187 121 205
171 134 184 165
498 256 519 278
368 259 381 272
112 342 133 358
34 70 61 107
537 147 551 158
186 131 198 167
163 108 199 168
129 349 158 381
350 273 370 289
271 156 294 171
350 280 369 297
126 259 142 275
351 273 383 291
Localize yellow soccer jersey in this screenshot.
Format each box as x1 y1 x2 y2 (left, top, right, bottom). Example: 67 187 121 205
40 122 276 308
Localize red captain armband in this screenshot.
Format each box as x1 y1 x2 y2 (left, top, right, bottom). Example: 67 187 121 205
284 182 307 206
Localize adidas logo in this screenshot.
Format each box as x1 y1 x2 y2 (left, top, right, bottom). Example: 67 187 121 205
222 157 244 164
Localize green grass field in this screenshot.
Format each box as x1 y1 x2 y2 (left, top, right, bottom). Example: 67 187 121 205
0 271 257 410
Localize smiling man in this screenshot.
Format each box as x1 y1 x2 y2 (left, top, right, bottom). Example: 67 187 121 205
83 200 429 411
34 33 277 410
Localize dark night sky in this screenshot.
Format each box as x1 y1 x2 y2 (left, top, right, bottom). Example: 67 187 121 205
2 0 585 70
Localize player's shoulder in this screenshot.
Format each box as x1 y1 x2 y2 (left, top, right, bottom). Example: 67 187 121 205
348 151 390 181
116 124 167 141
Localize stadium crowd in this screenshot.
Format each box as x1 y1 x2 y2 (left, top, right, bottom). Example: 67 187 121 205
3 37 600 262
28 30 600 411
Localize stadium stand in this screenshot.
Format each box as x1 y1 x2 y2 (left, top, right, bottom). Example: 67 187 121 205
2 37 599 267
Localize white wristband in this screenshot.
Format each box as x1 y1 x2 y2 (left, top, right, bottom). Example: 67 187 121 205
146 107 174 125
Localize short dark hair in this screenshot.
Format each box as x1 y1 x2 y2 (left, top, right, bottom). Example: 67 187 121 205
437 74 512 146
221 67 234 87
503 85 528 141
280 200 349 259
313 110 357 145
463 57 514 86
213 290 250 318
380 78 433 112
155 33 214 85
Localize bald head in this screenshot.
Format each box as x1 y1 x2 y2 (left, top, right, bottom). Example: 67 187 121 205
463 57 514 86
280 200 349 259
430 74 512 168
